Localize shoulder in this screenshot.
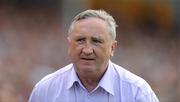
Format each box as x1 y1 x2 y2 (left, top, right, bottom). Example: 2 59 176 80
111 62 153 94
35 64 73 88
110 62 159 101
29 64 73 101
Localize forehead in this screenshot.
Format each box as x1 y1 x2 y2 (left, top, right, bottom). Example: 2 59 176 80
75 17 107 28
71 17 109 37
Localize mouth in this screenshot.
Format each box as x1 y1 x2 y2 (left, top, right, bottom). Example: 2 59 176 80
81 58 95 61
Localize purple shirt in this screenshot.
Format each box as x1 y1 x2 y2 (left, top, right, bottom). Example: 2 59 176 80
29 61 159 102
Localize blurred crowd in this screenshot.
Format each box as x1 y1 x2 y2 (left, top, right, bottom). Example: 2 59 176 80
0 0 179 102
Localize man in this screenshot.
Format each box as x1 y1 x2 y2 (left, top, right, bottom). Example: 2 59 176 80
29 9 159 102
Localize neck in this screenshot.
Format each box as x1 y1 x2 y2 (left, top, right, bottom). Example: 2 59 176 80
80 77 99 92
77 68 107 92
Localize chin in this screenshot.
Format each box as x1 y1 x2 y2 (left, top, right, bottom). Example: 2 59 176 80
77 64 95 72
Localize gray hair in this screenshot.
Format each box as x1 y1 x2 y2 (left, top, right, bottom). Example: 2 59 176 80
68 9 117 40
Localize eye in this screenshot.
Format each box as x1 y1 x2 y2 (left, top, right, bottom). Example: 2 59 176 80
93 39 101 43
76 38 85 43
92 38 103 44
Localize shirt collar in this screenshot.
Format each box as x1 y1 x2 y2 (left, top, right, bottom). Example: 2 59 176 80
67 65 80 89
67 61 116 95
98 60 115 95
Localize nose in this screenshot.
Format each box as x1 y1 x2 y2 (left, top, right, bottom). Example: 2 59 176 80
82 45 93 56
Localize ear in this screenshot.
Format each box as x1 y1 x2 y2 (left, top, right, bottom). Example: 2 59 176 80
67 36 70 41
67 36 71 46
67 36 72 42
111 40 117 57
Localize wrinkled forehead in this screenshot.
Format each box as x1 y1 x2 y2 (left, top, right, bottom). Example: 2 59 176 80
76 18 107 30
69 17 107 31
70 18 110 38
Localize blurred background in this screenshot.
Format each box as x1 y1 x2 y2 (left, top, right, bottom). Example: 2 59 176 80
0 0 179 102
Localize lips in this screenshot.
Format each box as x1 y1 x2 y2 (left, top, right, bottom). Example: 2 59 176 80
81 58 94 60
80 56 95 61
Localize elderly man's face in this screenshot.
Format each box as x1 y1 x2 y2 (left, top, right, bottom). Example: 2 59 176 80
68 17 117 75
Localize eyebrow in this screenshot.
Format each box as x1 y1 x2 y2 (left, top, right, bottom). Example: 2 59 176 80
73 33 105 41
91 35 100 39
